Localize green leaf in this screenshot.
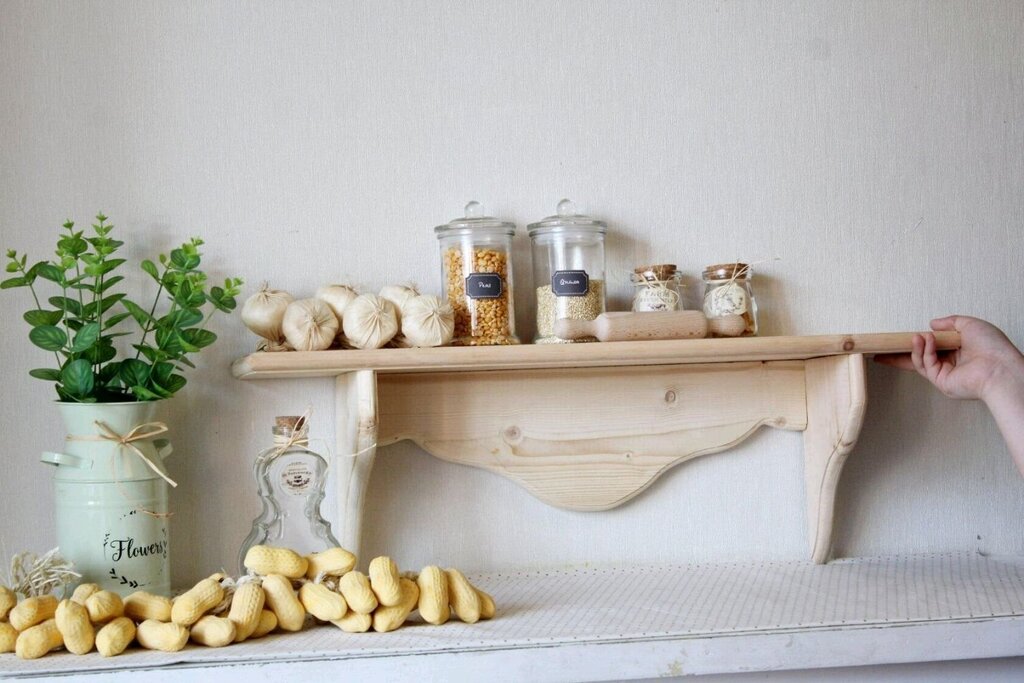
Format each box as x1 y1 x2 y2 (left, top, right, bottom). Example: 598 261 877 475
130 384 163 401
29 368 61 381
182 328 217 349
82 341 117 364
121 299 153 326
103 312 131 329
23 309 63 326
71 322 101 352
49 296 83 316
35 264 65 282
1 276 27 289
83 293 126 318
99 258 125 275
140 260 160 281
169 248 199 270
170 307 203 328
29 325 67 351
132 344 162 363
98 362 121 385
98 275 124 293
61 359 94 398
120 358 151 387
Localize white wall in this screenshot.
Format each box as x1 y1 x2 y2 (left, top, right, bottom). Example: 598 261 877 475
1 0 1022 590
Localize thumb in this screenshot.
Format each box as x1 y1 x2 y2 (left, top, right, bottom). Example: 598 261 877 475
930 315 968 332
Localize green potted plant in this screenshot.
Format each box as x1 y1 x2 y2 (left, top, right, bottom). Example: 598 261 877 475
3 213 242 595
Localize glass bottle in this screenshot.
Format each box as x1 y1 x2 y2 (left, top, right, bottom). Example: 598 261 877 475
527 199 607 343
631 264 683 312
435 201 518 345
238 415 339 573
701 262 759 336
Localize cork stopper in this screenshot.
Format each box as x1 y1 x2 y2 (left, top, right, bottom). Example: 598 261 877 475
702 262 750 281
274 415 307 431
634 264 677 281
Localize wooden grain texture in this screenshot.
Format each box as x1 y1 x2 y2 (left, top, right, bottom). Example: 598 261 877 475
377 362 807 511
232 332 959 379
334 370 378 558
803 354 868 564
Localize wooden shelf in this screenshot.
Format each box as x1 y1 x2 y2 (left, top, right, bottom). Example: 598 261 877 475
4 553 1021 681
230 331 960 565
231 332 960 378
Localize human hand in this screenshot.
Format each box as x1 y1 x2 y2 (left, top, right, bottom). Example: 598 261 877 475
875 315 1024 402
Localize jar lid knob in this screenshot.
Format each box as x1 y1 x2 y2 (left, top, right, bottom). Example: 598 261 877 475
464 200 484 218
556 198 576 216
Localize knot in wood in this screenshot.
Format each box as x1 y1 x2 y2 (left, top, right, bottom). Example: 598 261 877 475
664 390 678 405
503 426 522 444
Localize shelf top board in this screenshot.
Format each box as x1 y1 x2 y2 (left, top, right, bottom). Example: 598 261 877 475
232 330 959 379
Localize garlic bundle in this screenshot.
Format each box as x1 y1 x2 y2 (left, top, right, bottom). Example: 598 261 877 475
241 283 295 349
316 284 359 324
342 294 399 349
281 299 339 351
379 284 420 347
401 295 454 347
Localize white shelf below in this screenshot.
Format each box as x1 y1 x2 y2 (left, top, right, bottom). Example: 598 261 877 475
3 552 1024 681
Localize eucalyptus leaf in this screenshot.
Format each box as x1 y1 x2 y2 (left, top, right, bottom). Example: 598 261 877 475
71 322 101 352
23 309 63 326
29 368 61 381
61 359 94 398
29 325 67 351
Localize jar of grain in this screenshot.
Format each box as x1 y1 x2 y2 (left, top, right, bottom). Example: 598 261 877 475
701 262 758 336
435 201 519 345
527 199 607 343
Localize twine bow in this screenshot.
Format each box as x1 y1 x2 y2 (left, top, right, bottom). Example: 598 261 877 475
66 420 176 518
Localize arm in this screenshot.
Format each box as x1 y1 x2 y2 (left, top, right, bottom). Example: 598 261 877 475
876 316 1024 476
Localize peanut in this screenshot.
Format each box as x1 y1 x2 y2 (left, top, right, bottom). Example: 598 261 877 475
244 545 308 579
369 556 402 607
55 599 94 655
124 591 173 622
262 574 305 632
304 547 356 580
416 566 450 625
0 585 16 620
15 618 63 659
190 615 236 647
372 578 419 633
299 582 347 622
477 588 496 620
85 590 124 624
250 609 278 639
0 622 17 653
228 582 265 642
171 577 224 626
338 571 377 614
9 595 57 631
96 617 136 657
446 569 482 624
136 619 189 652
331 610 371 633
70 583 100 605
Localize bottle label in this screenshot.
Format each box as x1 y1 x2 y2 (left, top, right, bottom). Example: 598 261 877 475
552 270 590 296
281 462 314 495
704 283 748 317
465 273 503 299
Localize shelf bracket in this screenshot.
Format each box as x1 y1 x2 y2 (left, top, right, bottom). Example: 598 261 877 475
334 369 378 558
802 354 867 563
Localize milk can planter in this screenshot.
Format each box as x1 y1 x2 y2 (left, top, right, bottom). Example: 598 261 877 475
3 213 241 595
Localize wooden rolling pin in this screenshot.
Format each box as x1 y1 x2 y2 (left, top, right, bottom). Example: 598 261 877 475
554 311 747 342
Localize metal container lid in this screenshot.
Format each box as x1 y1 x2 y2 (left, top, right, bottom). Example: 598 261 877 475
435 201 516 238
527 199 607 237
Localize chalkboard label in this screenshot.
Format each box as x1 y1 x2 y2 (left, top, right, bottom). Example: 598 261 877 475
465 273 503 299
552 270 590 297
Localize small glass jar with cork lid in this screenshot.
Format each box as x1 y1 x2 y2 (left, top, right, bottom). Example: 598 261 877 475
528 199 607 343
631 264 683 312
435 201 518 346
701 262 758 336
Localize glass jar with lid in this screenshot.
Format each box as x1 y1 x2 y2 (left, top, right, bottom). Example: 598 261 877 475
527 199 607 343
701 262 758 336
435 201 518 345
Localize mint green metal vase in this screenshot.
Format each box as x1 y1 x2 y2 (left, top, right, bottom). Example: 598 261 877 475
41 401 174 596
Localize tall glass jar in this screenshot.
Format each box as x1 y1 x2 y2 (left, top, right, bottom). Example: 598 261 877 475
702 262 758 336
527 199 607 343
238 415 339 574
435 201 518 345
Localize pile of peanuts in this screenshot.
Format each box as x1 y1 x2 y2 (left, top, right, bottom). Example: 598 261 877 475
0 544 495 660
443 247 516 345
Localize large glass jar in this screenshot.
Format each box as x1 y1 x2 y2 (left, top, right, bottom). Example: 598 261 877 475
527 199 607 343
435 201 518 345
702 262 759 336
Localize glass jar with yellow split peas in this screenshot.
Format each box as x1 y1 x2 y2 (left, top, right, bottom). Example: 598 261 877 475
434 201 519 345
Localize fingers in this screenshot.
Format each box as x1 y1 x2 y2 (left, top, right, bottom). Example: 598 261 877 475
911 333 926 375
920 332 941 382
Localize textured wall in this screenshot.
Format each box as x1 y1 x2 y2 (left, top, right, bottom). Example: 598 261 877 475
1 1 1022 589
